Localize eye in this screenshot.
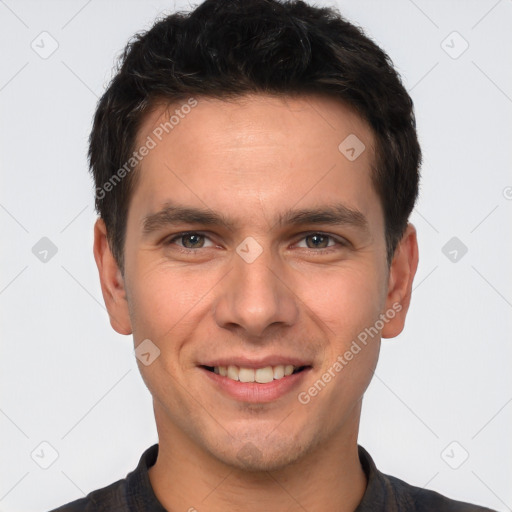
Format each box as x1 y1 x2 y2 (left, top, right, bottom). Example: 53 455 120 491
164 231 347 253
166 232 215 249
295 232 346 251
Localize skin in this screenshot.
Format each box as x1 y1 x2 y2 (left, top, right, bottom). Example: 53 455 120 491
94 94 418 512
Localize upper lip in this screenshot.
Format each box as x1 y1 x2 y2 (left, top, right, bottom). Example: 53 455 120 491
199 355 312 369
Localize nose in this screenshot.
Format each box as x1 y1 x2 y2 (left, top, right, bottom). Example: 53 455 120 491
213 246 299 340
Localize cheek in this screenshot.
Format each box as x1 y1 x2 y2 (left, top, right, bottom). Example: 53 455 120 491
298 264 383 387
298 263 385 340
128 255 220 335
126 261 213 406
295 267 382 428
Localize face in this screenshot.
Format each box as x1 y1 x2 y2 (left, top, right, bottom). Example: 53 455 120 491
94 94 418 471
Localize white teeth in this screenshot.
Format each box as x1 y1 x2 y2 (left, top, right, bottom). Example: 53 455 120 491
227 365 239 381
239 368 255 382
273 365 285 379
212 364 302 383
255 366 274 384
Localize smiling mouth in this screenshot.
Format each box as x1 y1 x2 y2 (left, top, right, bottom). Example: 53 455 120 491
201 365 309 384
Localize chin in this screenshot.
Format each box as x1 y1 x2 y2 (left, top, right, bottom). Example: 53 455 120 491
210 430 316 472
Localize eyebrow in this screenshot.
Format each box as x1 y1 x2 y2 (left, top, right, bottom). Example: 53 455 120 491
141 201 369 236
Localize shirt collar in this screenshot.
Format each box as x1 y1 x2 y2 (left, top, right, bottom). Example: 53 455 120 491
126 443 401 511
126 443 167 511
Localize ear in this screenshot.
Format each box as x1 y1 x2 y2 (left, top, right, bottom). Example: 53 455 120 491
381 223 419 339
93 217 132 335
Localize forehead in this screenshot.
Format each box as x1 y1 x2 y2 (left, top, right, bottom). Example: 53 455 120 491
137 93 373 159
130 94 381 230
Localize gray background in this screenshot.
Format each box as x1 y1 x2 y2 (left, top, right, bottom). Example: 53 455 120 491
1 0 511 510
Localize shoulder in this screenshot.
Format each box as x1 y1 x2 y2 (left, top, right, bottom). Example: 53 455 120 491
47 444 161 512
47 477 128 512
386 472 496 512
357 445 496 512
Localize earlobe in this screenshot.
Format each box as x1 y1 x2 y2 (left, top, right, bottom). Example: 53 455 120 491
93 217 133 335
381 223 419 339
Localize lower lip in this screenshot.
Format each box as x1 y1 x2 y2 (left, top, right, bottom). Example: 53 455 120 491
200 367 311 403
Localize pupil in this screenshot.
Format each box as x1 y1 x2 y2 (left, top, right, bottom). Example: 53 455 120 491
308 234 327 249
184 234 202 248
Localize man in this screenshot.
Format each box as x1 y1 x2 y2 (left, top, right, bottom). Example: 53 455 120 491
50 0 495 510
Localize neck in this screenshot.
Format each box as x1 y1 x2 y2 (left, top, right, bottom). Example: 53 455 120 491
148 403 367 512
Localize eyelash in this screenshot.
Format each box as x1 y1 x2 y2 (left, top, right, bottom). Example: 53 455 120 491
164 231 348 254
